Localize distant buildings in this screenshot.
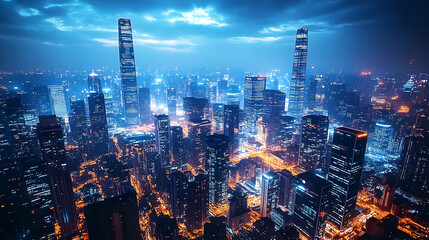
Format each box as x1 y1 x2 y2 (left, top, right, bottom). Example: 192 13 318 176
118 18 139 125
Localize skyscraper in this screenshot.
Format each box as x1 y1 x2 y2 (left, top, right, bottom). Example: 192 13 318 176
188 119 212 168
206 134 230 208
0 97 32 238
183 97 209 122
169 171 187 218
48 85 68 119
369 121 393 158
167 87 177 119
244 76 266 137
69 99 89 154
185 173 209 231
288 28 308 119
38 115 78 237
170 126 184 165
314 75 326 115
88 71 102 93
228 189 251 231
327 127 368 230
399 113 429 200
212 103 225 134
299 115 329 175
88 92 109 156
138 87 151 124
279 116 295 148
118 18 139 125
277 169 294 211
260 171 279 217
261 90 286 148
154 114 171 168
84 192 142 240
293 172 332 240
224 104 240 156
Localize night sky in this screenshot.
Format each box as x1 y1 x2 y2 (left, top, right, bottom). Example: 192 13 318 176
1 0 428 73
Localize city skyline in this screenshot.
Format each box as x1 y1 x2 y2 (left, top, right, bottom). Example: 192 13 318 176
1 1 429 240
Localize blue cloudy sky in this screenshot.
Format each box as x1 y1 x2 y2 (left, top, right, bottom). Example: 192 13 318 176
0 0 428 73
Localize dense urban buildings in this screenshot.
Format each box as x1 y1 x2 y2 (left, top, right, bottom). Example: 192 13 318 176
1 5 428 240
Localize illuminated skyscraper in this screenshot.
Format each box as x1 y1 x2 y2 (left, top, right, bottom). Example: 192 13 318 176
167 87 177 119
0 97 32 238
88 71 102 93
327 127 367 230
48 85 68 119
261 90 286 148
88 92 109 156
138 87 151 124
38 115 78 237
224 104 240 156
185 174 209 231
280 116 295 148
244 76 266 137
314 75 326 114
288 28 308 119
260 171 279 217
293 172 331 240
206 134 230 208
170 126 184 165
399 114 429 201
369 121 393 158
118 18 139 125
69 99 89 154
188 119 212 168
169 171 187 218
212 103 224 134
154 114 171 168
299 115 329 175
183 97 209 122
277 169 294 210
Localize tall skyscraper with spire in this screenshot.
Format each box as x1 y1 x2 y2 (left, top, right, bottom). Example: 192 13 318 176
118 18 139 125
288 28 308 119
